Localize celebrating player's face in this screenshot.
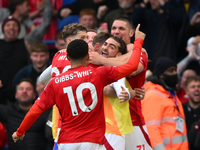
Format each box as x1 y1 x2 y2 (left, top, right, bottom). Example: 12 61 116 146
111 20 132 45
100 38 121 58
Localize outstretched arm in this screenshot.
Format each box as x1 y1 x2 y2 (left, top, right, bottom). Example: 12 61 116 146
24 0 52 52
117 24 145 79
12 104 44 142
177 36 200 76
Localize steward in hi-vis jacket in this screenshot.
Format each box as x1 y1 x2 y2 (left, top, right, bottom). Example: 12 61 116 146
142 57 189 150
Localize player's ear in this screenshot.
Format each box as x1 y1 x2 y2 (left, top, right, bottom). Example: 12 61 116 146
66 53 70 61
130 29 134 37
116 52 122 57
86 54 89 61
66 38 71 44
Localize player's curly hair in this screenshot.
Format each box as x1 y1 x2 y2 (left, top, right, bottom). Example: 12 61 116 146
62 23 87 42
67 39 88 60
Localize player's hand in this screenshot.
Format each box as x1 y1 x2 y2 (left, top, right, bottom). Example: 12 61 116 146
12 132 25 143
119 86 130 103
134 87 145 100
89 52 104 65
135 24 146 40
88 44 95 53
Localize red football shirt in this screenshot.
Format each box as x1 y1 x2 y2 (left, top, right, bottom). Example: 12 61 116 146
127 52 147 126
51 50 71 78
36 65 121 144
16 38 143 144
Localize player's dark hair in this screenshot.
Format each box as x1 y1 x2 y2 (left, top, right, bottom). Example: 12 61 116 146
92 32 111 47
62 23 87 42
67 39 88 60
114 16 134 29
110 36 127 54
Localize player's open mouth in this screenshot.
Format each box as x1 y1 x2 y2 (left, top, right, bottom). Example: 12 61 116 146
101 51 108 58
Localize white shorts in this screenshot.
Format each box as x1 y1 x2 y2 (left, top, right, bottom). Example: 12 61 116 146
58 142 105 150
105 125 152 150
125 125 152 150
58 140 113 150
105 133 125 150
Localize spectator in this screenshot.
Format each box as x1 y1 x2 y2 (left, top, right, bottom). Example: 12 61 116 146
187 116 200 150
0 0 35 39
55 30 65 51
142 57 189 150
131 0 183 67
183 75 200 131
183 35 200 75
87 29 97 45
47 30 66 61
0 122 7 149
0 0 52 102
99 0 137 32
176 0 200 60
0 0 8 7
178 69 197 104
0 78 53 150
29 0 63 41
176 41 200 103
79 8 98 30
13 41 50 92
36 77 46 97
57 0 119 21
183 75 200 150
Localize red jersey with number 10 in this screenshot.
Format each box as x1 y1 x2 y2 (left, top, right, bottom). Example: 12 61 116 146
36 65 121 144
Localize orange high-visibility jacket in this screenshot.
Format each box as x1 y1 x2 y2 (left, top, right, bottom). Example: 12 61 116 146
142 81 189 150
